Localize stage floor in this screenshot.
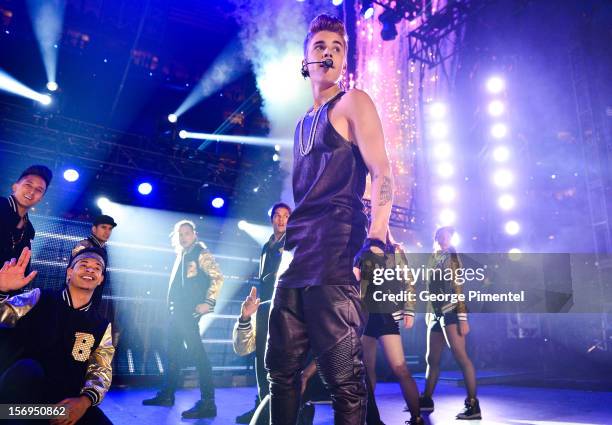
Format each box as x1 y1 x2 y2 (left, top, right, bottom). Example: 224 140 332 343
102 380 612 424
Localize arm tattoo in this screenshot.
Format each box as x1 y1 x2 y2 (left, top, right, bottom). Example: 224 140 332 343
377 175 393 206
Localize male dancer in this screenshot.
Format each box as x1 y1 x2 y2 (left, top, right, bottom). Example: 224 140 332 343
72 214 117 309
0 164 53 299
0 165 52 373
236 202 291 424
265 14 394 424
0 247 114 425
143 220 223 419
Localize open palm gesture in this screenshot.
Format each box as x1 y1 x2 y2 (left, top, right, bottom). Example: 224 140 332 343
0 248 38 292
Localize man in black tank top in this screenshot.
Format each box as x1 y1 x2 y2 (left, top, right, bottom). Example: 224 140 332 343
265 14 395 425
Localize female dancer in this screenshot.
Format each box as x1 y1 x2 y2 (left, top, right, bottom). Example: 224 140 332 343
421 226 481 420
360 234 423 425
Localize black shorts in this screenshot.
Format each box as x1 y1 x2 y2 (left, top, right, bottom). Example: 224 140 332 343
364 313 399 338
428 312 459 333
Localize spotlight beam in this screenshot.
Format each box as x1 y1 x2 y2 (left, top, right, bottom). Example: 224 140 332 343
179 131 291 148
27 0 66 85
173 38 247 118
0 68 52 104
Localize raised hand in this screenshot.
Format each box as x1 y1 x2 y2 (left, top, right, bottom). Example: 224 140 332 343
0 248 37 292
240 286 260 321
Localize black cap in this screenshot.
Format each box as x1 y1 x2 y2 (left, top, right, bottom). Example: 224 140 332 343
18 165 53 189
93 214 117 228
69 246 106 271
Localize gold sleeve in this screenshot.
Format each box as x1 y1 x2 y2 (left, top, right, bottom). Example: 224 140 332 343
81 323 115 406
232 315 257 356
0 289 40 327
450 253 468 318
198 251 224 309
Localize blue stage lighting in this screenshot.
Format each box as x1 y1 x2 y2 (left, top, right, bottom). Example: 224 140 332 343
212 197 225 208
138 182 153 195
63 169 79 182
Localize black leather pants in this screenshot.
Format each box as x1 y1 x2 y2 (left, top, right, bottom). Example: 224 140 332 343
265 285 367 425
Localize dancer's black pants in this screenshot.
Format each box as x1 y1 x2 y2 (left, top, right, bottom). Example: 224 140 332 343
256 301 272 402
162 315 214 400
0 359 112 424
265 285 367 425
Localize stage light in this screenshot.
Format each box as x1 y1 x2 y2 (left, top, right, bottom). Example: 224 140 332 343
488 100 504 116
274 144 281 152
178 131 291 148
505 220 520 235
429 102 447 119
437 185 456 203
493 169 514 188
211 197 225 208
39 95 52 106
437 162 454 178
498 194 516 210
96 197 111 210
439 209 456 226
27 0 64 94
430 122 449 139
174 39 248 118
332 0 344 5
46 81 58 92
361 0 374 18
63 169 79 182
237 219 272 246
486 76 505 94
491 123 508 139
493 146 510 162
0 69 55 104
433 143 451 159
272 154 280 162
167 114 177 123
138 182 153 195
253 187 259 193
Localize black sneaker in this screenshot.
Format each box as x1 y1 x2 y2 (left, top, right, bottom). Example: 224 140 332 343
236 396 259 424
405 416 424 425
297 402 315 425
182 399 217 419
418 395 434 413
456 397 481 420
142 392 174 406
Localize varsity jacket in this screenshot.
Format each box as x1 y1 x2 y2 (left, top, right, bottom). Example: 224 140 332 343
167 241 223 317
426 247 468 322
0 288 114 405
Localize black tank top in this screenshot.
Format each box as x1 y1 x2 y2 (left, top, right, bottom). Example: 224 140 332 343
278 91 368 288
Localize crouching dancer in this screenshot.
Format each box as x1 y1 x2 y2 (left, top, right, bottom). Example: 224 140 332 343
0 247 114 425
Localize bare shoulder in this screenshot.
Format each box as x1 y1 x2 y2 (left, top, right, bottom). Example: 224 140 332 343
343 88 374 105
340 88 377 116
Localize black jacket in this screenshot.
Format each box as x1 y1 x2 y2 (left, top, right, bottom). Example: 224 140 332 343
0 196 35 300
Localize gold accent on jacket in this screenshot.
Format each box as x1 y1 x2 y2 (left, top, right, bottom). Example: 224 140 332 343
232 316 256 356
0 288 40 327
198 250 224 304
81 323 114 406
